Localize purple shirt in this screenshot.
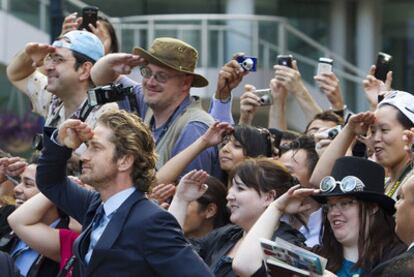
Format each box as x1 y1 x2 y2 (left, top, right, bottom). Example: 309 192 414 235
208 96 234 124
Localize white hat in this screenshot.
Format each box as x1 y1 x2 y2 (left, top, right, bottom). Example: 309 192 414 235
378 90 414 124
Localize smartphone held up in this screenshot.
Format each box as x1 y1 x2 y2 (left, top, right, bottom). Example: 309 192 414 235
78 6 99 32
316 57 333 76
374 52 392 82
277 54 293 68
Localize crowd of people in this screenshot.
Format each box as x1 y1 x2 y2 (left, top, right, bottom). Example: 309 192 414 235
1 8 414 277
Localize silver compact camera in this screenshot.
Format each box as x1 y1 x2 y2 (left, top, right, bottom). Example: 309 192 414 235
253 89 273 106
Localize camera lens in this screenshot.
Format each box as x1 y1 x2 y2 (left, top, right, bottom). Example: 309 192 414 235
242 58 254 71
328 128 339 139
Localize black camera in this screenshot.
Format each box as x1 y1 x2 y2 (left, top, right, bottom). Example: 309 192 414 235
87 83 134 107
277 54 293 68
79 6 99 32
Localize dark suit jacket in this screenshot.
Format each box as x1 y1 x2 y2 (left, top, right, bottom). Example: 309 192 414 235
367 246 414 276
37 127 213 277
0 250 20 277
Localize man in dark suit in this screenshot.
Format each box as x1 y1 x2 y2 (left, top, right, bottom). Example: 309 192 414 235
367 175 414 276
36 109 212 276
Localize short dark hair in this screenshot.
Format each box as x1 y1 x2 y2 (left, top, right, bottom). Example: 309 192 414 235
232 125 273 158
196 176 230 229
280 135 319 175
72 50 96 70
305 111 343 134
230 158 295 197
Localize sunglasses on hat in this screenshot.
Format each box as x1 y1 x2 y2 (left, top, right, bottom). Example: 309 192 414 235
320 176 365 193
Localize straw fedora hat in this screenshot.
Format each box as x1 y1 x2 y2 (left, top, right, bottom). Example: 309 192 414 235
133 37 208 87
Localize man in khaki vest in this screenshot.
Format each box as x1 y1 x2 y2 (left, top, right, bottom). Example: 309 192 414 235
91 38 221 180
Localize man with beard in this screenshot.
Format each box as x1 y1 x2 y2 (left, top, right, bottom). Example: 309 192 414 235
90 37 223 179
0 155 68 277
36 110 212 276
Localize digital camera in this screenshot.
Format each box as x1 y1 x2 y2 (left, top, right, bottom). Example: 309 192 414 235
87 83 134 107
319 125 342 139
236 56 257 72
253 89 273 106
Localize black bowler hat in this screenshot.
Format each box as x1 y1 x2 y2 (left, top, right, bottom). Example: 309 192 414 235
314 156 395 214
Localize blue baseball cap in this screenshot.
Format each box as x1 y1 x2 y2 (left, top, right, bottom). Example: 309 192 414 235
52 30 104 62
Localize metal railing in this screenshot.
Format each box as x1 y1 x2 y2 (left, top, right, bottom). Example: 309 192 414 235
1 0 365 85
110 14 366 86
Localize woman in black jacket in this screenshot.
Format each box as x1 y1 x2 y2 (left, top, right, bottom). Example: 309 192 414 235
169 158 305 277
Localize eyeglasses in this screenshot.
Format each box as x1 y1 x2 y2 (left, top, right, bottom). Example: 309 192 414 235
320 176 365 193
323 199 358 212
140 66 183 83
44 54 73 66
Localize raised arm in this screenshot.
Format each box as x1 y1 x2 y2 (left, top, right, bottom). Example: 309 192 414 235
37 121 96 223
214 55 247 101
238 84 261 125
268 75 288 130
168 170 209 228
209 55 248 123
274 61 322 122
90 53 146 85
156 122 232 185
7 193 61 262
314 72 344 112
232 185 318 277
309 111 375 186
362 65 393 111
0 156 27 184
6 43 54 92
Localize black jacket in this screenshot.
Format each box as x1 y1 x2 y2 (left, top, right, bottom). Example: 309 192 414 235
0 215 69 277
365 246 414 277
191 223 306 277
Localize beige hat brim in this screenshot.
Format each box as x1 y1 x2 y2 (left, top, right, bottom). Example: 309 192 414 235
133 47 208 88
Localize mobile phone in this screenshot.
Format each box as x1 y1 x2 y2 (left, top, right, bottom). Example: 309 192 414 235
79 6 99 32
277 55 293 68
374 52 392 82
253 89 273 106
317 57 333 75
